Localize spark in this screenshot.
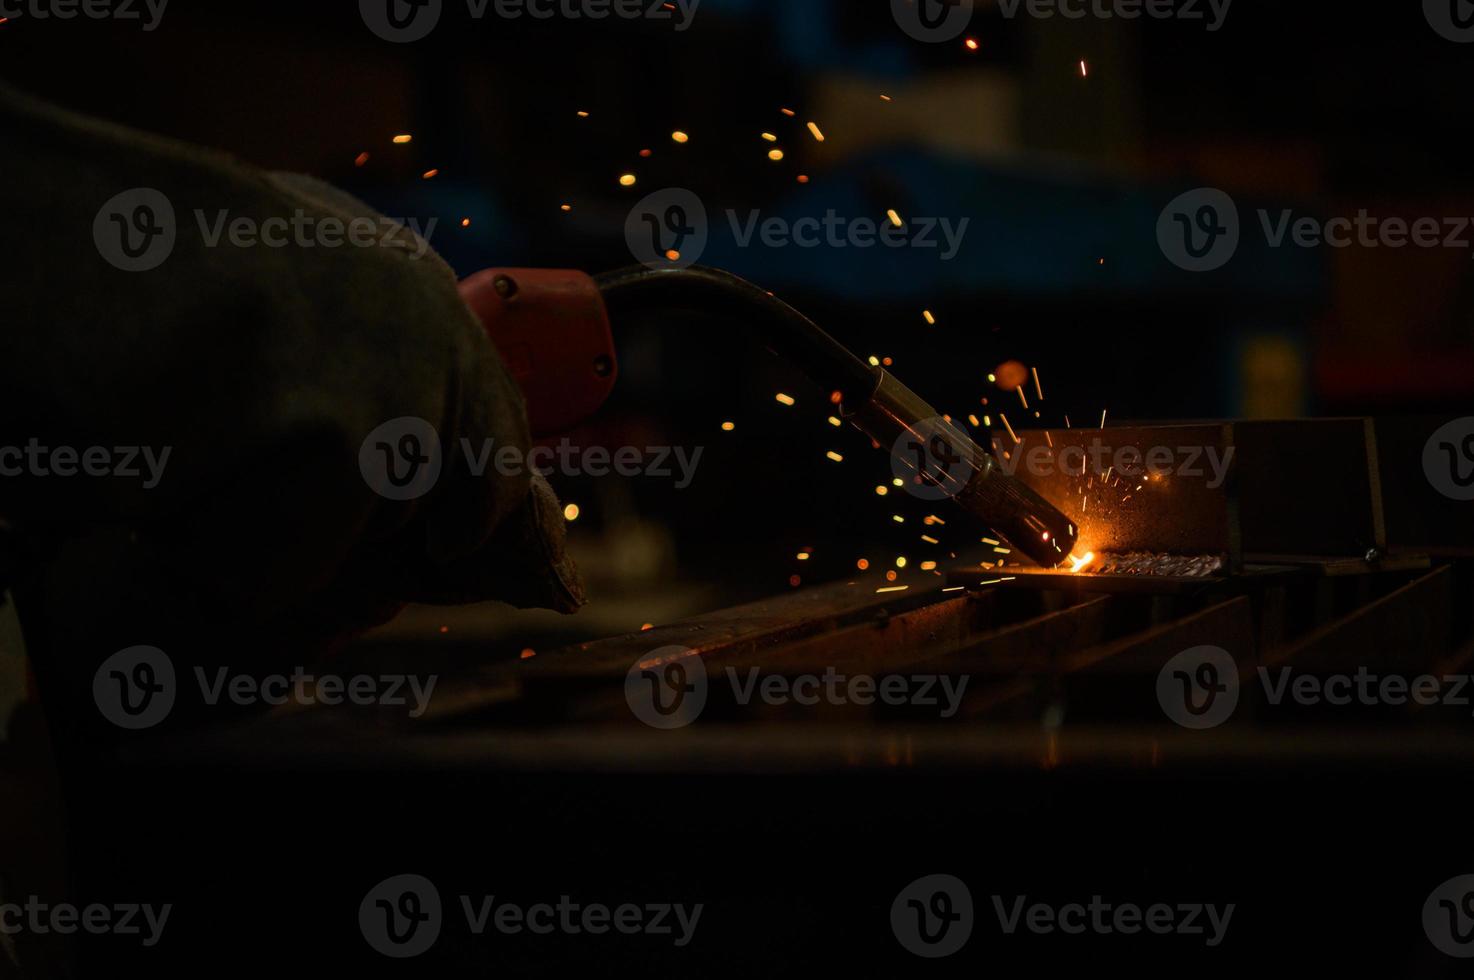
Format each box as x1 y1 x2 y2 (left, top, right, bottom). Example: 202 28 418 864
981 537 1000 546
923 310 936 325
354 152 370 167
761 132 778 142
392 134 413 144
563 503 580 522
826 451 844 462
999 414 1020 445
880 94 893 102
780 108 797 117
942 586 965 593
641 623 655 631
876 586 909 594
920 561 938 571
857 559 870 570
921 535 939 545
896 556 908 568
461 218 471 228
1017 387 1029 409
1100 409 1108 429
422 169 439 179
619 174 637 187
797 175 810 184
886 209 903 228
560 204 572 212
1033 367 1044 401
875 486 889 496
827 416 842 427
1068 552 1097 574
775 392 796 406
576 110 590 118
520 648 537 660
665 249 681 261
671 130 690 143
768 149 785 161
968 414 980 427
892 478 904 487
892 515 905 524
965 37 979 51
806 121 826 142
721 421 735 432
796 552 811 561
1079 59 1088 77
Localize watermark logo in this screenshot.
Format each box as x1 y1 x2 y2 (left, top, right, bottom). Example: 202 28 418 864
892 874 973 957
993 436 1235 489
360 417 444 502
0 897 171 948
1426 875 1474 956
0 0 169 30
994 895 1234 945
0 440 171 488
94 188 176 272
360 875 701 956
623 195 970 268
361 874 442 958
93 648 438 729
1424 418 1474 501
1157 188 1239 272
360 418 704 500
625 188 708 270
93 646 175 730
360 0 443 42
1425 0 1474 42
361 0 698 41
891 0 974 42
893 417 975 502
625 646 707 729
1157 646 1239 729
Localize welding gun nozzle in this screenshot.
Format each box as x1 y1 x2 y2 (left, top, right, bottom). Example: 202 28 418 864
851 370 1078 569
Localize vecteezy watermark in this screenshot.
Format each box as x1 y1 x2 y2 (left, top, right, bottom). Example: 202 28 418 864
0 440 171 489
891 875 1232 955
624 187 970 269
0 897 171 948
623 648 969 728
624 646 708 729
359 875 702 958
1259 667 1474 714
1160 187 1474 272
1158 645 1474 729
1424 418 1474 501
0 0 168 30
93 188 438 272
360 0 698 43
92 646 438 730
359 417 704 501
891 420 1236 504
890 0 1228 43
1156 646 1240 729
892 875 973 958
992 895 1234 946
1425 874 1474 957
1425 0 1474 43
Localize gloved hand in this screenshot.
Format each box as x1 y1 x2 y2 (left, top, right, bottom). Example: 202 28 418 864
0 83 584 734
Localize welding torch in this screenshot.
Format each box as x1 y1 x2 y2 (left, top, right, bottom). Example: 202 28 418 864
459 264 1078 568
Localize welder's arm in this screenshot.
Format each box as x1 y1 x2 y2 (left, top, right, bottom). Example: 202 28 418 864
0 84 583 664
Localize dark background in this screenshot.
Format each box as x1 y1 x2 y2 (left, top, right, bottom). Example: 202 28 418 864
4 0 1469 648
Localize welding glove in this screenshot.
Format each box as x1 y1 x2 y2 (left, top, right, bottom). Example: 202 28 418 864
0 83 584 693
